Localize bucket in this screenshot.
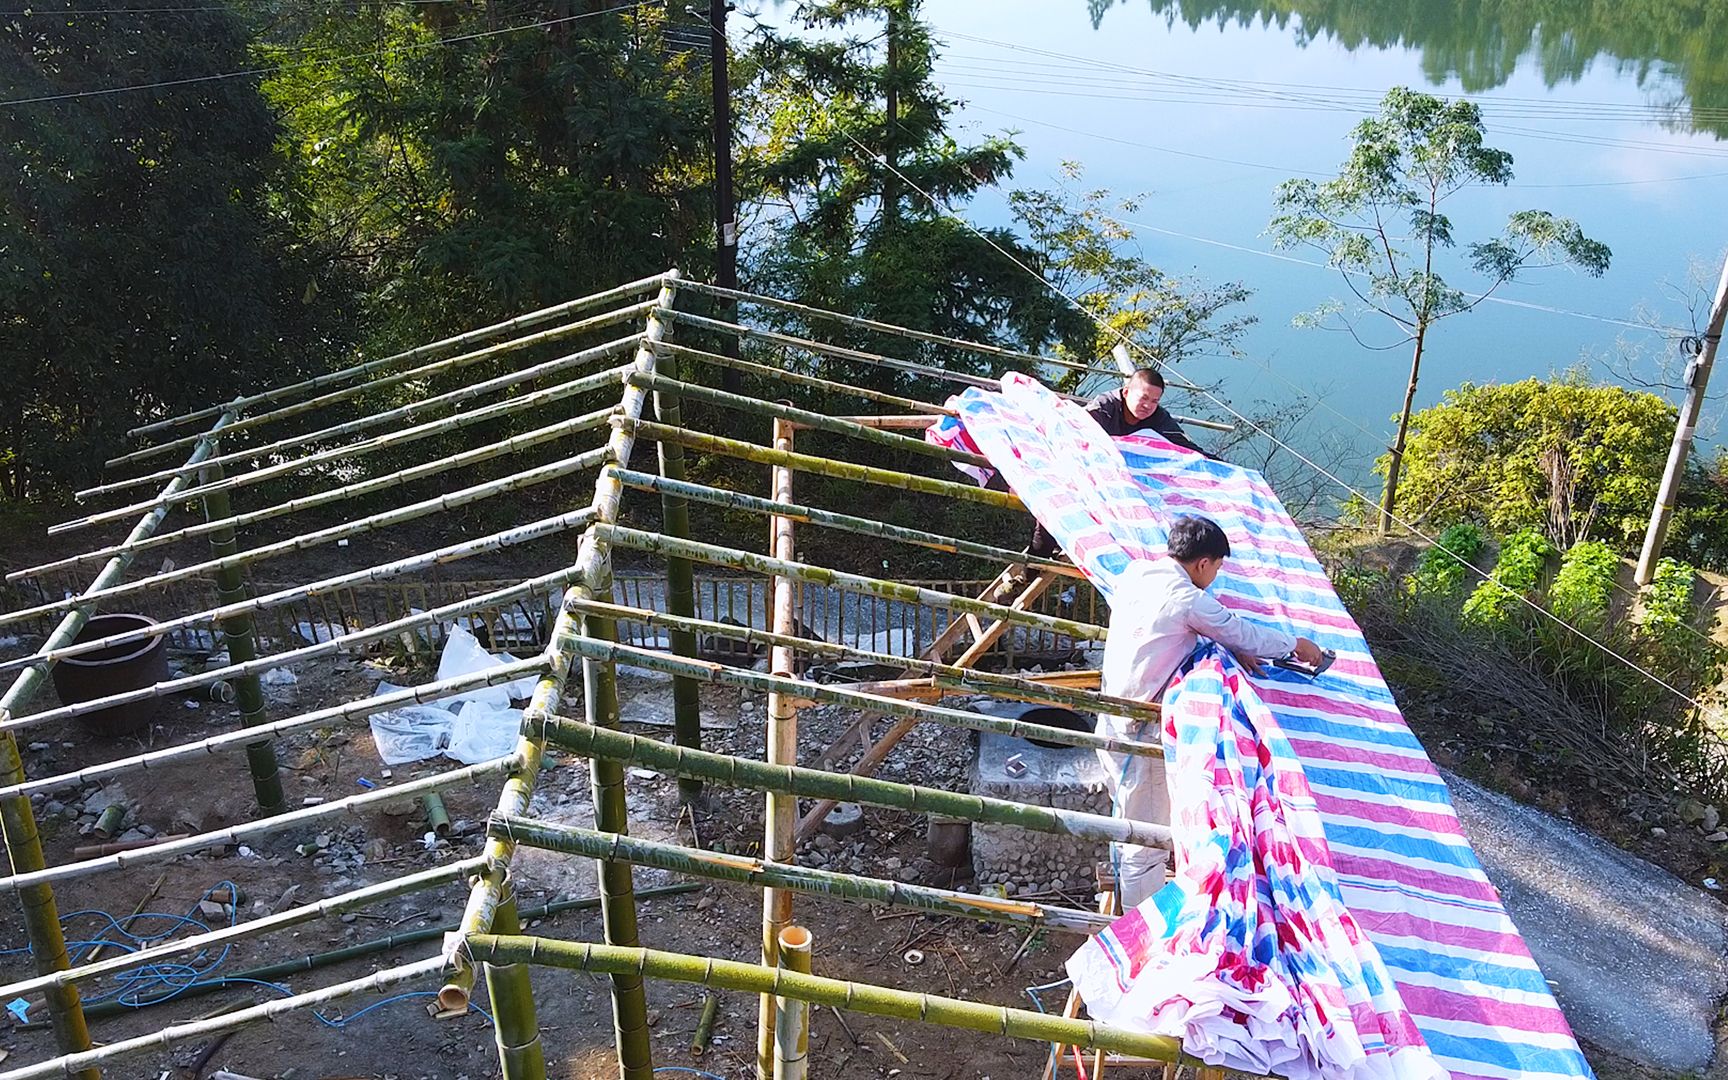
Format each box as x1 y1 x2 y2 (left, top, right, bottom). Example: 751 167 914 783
1016 706 1095 750
50 614 169 738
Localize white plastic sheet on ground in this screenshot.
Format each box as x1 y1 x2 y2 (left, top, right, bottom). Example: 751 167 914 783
367 625 536 765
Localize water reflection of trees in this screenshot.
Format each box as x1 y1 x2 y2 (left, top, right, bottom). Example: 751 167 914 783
1087 1 1728 139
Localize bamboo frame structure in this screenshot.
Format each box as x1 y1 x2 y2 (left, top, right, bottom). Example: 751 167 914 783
4 269 1207 1080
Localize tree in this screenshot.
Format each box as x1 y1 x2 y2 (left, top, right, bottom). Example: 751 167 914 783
0 5 352 498
1389 373 1676 550
1268 87 1611 535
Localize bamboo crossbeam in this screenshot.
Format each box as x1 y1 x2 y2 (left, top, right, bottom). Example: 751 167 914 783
55 365 628 537
611 468 1079 579
0 658 549 799
0 509 597 679
108 298 653 470
618 418 1025 511
0 857 488 1001
0 756 516 896
654 341 949 415
126 272 669 440
82 334 639 501
13 409 615 583
623 371 989 468
0 412 231 1076
5 955 452 1080
488 817 1113 933
594 524 1105 642
532 718 1171 848
545 630 1155 756
462 934 1196 1069
9 448 609 629
560 598 1155 723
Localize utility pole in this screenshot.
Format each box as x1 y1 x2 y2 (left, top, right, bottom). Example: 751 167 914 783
1635 251 1728 585
707 0 742 392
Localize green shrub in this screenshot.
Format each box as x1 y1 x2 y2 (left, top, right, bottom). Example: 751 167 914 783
1411 522 1485 599
1642 557 1696 640
1548 541 1618 628
1462 529 1554 628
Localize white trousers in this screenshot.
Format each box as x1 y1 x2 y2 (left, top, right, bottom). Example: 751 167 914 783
1096 716 1171 910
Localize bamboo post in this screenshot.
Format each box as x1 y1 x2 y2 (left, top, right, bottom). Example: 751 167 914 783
198 452 284 815
774 926 813 1080
485 884 546 1079
0 414 230 1078
758 418 798 1080
651 348 704 802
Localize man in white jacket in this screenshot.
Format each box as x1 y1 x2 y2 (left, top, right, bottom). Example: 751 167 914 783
1099 514 1325 908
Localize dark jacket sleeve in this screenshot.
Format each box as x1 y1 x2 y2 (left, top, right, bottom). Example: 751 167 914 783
1084 391 1126 436
1149 406 1212 458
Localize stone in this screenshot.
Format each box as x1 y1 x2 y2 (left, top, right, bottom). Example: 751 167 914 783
1678 799 1710 826
1706 831 1728 844
1704 805 1722 833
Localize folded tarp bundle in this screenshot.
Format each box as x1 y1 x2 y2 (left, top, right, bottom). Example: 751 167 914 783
929 374 1593 1080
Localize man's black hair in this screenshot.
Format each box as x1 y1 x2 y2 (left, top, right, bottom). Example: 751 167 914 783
1167 515 1230 562
1127 367 1166 389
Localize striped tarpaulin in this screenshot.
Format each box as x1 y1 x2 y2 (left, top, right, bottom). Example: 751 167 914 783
929 374 1593 1080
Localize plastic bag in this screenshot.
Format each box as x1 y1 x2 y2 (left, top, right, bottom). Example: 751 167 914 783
444 700 522 764
367 706 454 765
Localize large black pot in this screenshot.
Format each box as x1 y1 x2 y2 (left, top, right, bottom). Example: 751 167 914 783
50 614 168 738
1015 706 1096 750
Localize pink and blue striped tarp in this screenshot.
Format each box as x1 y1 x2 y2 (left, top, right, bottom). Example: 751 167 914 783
930 375 1593 1080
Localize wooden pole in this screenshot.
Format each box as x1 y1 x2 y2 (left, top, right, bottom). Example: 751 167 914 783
197 451 284 815
651 349 705 801
759 418 799 1080
1636 252 1728 584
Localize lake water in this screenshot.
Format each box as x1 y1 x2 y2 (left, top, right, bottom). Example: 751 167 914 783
779 1 1728 493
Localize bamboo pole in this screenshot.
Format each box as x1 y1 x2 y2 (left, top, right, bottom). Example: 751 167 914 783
611 468 1077 579
127 272 668 440
625 371 989 468
9 447 609 627
197 454 284 815
774 926 812 1080
84 335 639 501
0 509 598 680
650 349 704 802
594 523 1105 643
488 817 1112 933
0 756 516 896
560 597 1154 723
538 631 1157 755
462 935 1197 1068
617 418 1024 511
532 718 1172 849
6 955 453 1080
0 413 230 1077
654 340 949 415
17 409 615 583
54 366 627 537
0 857 487 1001
759 418 798 1080
108 299 652 470
486 885 547 1080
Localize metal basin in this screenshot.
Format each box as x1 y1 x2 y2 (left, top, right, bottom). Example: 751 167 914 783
50 614 168 738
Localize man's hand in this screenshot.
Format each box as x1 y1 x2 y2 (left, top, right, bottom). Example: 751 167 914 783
1292 638 1326 667
1230 649 1267 676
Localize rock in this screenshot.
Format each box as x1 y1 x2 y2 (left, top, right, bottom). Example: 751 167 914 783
1705 806 1723 833
82 785 128 815
1678 799 1710 826
1707 831 1728 844
340 913 357 924
198 900 229 920
116 827 149 842
1651 827 1668 838
44 800 64 816
364 838 389 862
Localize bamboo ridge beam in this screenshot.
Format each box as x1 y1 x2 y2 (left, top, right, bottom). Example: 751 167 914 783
14 408 615 583
531 718 1172 848
57 365 628 536
623 371 989 468
611 467 1078 578
8 448 610 629
5 955 453 1080
0 659 549 799
460 935 1196 1068
544 630 1155 755
488 816 1112 933
594 523 1105 642
127 272 670 440
0 508 598 679
0 756 516 896
0 857 488 1001
653 341 949 416
561 597 1155 723
617 418 1024 511
83 334 639 501
109 298 654 470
